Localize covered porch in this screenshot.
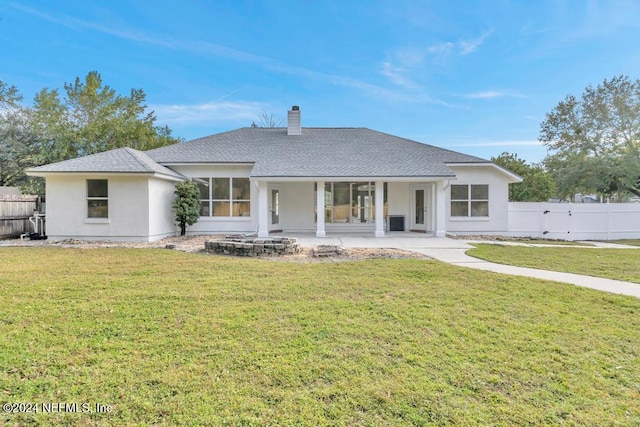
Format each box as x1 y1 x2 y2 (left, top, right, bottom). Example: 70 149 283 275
254 178 448 238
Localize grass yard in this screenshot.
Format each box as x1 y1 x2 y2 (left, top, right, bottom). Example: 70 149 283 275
1 248 640 426
468 244 640 284
514 240 594 246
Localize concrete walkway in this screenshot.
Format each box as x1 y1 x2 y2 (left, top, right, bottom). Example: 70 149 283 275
294 234 640 298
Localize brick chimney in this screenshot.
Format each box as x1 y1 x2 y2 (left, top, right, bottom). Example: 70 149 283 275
287 105 301 135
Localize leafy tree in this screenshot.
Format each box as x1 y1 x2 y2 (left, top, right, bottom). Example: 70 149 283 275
0 71 181 194
491 152 556 201
0 82 41 191
172 181 200 236
540 75 640 199
50 71 180 155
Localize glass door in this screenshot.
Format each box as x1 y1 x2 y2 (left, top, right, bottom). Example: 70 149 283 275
270 189 280 226
412 187 428 231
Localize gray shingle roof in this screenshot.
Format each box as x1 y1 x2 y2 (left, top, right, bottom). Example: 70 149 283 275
27 147 185 179
147 127 489 178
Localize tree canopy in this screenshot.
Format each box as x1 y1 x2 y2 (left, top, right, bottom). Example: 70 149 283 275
540 75 640 199
491 152 556 202
0 71 181 194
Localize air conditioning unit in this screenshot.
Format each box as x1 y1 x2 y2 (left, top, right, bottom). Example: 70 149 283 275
387 215 405 232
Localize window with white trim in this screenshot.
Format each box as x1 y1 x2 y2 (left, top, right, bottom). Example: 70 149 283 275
196 177 251 217
451 184 489 217
87 179 108 218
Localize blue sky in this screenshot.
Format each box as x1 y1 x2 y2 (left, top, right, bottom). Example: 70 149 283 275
2 1 639 163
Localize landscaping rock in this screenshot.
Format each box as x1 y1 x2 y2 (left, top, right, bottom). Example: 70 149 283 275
312 245 345 258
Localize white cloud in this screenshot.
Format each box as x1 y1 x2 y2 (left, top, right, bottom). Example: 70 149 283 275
380 62 417 89
150 100 269 125
458 29 493 55
388 29 492 74
464 90 525 99
427 42 455 55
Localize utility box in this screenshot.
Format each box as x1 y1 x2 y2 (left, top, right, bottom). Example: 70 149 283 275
388 215 405 232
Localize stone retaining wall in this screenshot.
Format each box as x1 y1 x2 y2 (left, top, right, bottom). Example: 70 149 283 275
204 236 301 257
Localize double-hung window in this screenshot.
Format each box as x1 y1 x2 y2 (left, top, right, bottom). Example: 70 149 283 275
87 179 109 218
451 184 489 217
196 177 251 217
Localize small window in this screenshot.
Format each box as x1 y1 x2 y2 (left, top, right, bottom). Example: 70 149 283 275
451 184 489 217
87 179 108 218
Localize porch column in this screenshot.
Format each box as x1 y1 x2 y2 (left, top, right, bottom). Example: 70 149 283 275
375 180 385 237
257 180 269 237
435 181 446 237
316 180 326 237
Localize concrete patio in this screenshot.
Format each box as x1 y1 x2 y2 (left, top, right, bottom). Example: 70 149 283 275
291 233 640 298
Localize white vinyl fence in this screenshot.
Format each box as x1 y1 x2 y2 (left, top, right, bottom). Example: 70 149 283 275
508 202 640 241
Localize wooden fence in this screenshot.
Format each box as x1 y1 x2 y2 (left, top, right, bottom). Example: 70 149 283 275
0 196 46 238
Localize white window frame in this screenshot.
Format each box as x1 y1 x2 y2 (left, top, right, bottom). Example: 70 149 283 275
196 177 251 218
86 179 109 220
451 184 489 218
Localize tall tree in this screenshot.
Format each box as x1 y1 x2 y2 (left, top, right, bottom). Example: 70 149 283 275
540 75 640 199
0 71 181 194
491 152 556 201
60 71 180 154
0 82 39 190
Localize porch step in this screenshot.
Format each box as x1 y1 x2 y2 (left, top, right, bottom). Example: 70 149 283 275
312 245 345 258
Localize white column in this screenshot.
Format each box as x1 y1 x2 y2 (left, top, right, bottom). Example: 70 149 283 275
375 180 385 237
316 180 326 237
435 180 447 237
257 180 269 237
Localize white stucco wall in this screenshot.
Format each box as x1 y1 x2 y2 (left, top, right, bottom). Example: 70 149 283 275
148 177 179 240
45 174 152 241
276 182 315 232
387 182 409 216
169 165 257 235
445 166 512 233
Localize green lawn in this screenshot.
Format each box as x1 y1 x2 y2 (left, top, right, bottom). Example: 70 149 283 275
468 244 640 283
514 239 594 246
1 248 639 426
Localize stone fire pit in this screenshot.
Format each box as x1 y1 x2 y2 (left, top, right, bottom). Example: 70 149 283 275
204 235 301 257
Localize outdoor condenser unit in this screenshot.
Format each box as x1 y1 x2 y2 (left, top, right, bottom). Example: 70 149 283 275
387 215 405 232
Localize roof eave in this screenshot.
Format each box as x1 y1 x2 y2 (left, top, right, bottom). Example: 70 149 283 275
158 162 256 166
251 175 457 182
446 162 523 183
26 170 171 178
